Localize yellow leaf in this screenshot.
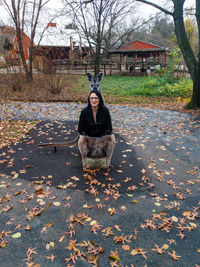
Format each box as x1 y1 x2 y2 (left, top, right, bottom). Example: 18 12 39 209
37 194 44 198
83 203 88 208
71 176 79 181
34 181 43 184
131 249 139 255
189 222 197 228
131 200 139 203
90 220 97 225
171 216 178 222
155 202 161 206
109 255 120 261
37 199 46 205
13 174 19 180
11 232 21 238
95 198 100 202
162 244 169 250
50 241 55 248
197 248 200 253
53 202 61 206
120 206 126 210
39 201 46 205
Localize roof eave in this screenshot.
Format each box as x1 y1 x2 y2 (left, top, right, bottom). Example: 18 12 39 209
109 48 168 53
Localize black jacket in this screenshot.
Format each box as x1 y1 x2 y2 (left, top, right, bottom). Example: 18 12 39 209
78 106 113 137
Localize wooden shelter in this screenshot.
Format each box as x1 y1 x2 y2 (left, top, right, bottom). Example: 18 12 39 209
109 40 169 75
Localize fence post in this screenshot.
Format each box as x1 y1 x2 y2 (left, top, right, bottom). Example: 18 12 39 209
110 64 112 76
120 64 122 75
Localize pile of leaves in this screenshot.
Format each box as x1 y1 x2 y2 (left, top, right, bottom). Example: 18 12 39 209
0 120 37 149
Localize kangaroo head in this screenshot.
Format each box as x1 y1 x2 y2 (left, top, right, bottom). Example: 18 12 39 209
86 72 103 92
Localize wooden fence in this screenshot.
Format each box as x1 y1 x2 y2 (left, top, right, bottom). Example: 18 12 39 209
52 60 170 76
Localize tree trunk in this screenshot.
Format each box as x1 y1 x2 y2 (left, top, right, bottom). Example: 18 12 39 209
94 54 101 77
173 0 197 80
173 0 199 107
17 32 33 82
191 56 200 107
191 0 200 106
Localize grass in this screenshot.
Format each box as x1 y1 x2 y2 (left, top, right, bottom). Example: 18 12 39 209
0 73 197 113
100 76 193 98
73 75 193 99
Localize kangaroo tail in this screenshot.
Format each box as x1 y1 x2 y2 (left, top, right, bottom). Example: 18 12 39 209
38 135 79 148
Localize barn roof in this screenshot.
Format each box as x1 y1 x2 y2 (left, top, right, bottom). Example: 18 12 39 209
110 40 168 53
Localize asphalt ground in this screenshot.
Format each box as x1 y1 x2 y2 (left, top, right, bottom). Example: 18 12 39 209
0 103 200 267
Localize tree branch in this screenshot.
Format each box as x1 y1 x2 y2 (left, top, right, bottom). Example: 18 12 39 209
136 0 173 16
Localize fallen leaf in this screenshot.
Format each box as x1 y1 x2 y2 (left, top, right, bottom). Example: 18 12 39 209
171 216 178 222
50 241 55 248
13 174 19 180
53 202 61 206
11 232 21 238
189 222 197 228
122 245 130 251
131 200 139 203
131 249 139 255
58 235 65 242
90 220 97 225
162 244 169 250
46 243 50 250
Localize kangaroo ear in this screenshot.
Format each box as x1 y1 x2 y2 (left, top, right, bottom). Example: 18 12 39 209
86 73 93 82
97 72 103 82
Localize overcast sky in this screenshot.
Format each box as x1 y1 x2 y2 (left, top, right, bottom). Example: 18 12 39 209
0 0 196 25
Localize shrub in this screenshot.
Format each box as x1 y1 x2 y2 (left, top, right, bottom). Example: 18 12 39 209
44 74 66 94
160 78 192 97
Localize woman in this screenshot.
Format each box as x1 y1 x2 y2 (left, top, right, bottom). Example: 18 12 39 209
78 90 115 168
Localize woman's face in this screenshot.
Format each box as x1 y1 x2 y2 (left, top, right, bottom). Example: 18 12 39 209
89 92 100 109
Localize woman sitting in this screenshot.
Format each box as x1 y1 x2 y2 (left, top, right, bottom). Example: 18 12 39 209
78 90 115 168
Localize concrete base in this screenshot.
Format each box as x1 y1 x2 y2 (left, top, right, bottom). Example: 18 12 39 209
85 157 107 169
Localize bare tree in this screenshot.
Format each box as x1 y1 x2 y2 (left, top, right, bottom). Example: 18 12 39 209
2 0 50 82
63 0 135 76
136 0 200 108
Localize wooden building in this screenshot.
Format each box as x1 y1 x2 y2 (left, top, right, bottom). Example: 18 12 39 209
109 40 169 74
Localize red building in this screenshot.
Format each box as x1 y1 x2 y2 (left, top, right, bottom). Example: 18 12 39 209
110 39 169 64
12 33 32 61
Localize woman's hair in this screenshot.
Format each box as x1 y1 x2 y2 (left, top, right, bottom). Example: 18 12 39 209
87 90 104 109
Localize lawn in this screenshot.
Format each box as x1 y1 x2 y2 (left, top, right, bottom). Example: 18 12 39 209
0 73 195 112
